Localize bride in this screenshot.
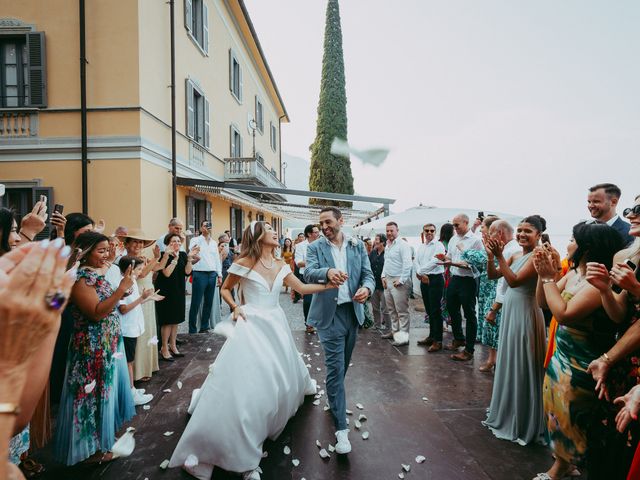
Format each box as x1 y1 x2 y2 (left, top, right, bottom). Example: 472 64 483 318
169 221 337 480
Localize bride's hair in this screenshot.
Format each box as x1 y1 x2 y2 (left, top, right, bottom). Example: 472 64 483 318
239 221 276 268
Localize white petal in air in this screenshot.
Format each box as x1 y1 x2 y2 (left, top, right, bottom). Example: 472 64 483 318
84 379 96 394
147 335 159 346
283 446 291 455
330 138 390 167
415 455 426 464
292 459 300 467
184 454 199 468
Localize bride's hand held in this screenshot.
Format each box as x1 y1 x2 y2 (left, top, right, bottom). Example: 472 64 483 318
232 305 246 322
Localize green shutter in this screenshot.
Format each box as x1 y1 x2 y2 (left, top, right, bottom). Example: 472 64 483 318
27 32 47 107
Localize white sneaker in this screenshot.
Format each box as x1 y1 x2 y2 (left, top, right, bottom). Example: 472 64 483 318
242 467 262 480
131 387 153 406
335 429 351 454
136 388 145 395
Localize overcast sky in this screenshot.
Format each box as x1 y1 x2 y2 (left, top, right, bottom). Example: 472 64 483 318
245 0 639 235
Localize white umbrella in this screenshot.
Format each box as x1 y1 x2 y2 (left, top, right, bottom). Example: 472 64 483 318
352 205 525 239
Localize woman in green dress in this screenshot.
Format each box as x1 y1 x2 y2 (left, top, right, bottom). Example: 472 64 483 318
533 222 624 480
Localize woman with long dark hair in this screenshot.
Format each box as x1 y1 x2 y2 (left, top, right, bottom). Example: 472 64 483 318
534 222 624 479
169 221 337 480
53 231 136 465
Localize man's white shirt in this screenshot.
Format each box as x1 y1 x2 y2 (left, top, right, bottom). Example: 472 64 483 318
294 239 309 274
381 238 413 284
189 235 222 273
326 236 351 304
415 239 446 276
448 231 483 277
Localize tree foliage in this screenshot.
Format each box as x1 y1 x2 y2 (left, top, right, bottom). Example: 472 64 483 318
309 0 353 207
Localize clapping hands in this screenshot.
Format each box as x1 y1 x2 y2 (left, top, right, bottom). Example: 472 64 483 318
483 237 504 257
614 385 640 433
141 288 164 303
533 245 556 279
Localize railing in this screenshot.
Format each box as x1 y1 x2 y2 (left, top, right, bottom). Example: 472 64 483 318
189 142 205 168
0 109 38 138
224 157 285 189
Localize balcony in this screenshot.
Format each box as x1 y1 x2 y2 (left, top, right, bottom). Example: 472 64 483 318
0 109 39 138
224 157 286 202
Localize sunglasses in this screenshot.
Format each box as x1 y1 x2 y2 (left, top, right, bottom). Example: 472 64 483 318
423 229 435 233
624 205 640 217
452 223 460 227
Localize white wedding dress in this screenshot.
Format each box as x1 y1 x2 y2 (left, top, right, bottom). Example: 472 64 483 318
169 263 317 479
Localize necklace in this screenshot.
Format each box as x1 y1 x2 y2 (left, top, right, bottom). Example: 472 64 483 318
259 257 275 269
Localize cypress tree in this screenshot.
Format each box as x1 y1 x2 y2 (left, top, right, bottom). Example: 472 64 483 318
309 0 353 207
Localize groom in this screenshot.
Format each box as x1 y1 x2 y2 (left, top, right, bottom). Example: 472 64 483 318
304 206 375 454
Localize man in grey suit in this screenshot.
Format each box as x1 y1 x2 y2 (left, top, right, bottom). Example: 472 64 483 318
304 207 375 455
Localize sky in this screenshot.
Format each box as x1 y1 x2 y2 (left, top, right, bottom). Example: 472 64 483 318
244 0 640 237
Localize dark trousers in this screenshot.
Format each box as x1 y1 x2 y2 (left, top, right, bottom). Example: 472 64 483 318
293 266 303 302
420 274 445 342
446 275 477 353
189 271 218 333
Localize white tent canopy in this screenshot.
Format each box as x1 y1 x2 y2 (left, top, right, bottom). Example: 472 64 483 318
352 205 525 239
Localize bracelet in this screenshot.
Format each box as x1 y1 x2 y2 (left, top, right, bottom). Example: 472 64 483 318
0 402 21 416
19 231 33 242
602 352 612 364
541 278 555 284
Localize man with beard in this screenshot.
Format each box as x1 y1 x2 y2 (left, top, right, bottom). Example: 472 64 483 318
588 183 633 245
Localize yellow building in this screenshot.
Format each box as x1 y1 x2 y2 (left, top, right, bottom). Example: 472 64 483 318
0 0 288 241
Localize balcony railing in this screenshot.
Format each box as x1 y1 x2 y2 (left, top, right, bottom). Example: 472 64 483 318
0 109 38 138
224 157 285 190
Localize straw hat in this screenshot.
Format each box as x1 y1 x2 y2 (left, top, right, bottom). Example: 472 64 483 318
118 228 155 248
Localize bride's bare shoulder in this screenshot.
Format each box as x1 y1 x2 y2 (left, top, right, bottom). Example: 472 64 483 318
234 257 254 269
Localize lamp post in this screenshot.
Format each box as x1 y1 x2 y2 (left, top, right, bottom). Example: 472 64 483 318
282 161 287 185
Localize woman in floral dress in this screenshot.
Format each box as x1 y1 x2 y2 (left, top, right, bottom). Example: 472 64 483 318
460 216 499 371
53 232 136 465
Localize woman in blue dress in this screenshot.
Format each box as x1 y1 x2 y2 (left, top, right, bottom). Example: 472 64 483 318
53 232 136 465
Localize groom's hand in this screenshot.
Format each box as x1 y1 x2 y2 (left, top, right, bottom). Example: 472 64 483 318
327 268 348 286
353 287 369 304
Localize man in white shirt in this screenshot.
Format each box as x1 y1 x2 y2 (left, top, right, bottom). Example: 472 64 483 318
482 220 519 370
380 221 413 346
414 223 446 352
442 214 483 361
157 218 186 253
188 220 222 334
294 224 321 333
587 183 633 246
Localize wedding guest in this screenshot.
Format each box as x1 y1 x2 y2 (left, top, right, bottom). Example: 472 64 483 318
381 222 413 346
442 214 483 360
121 230 168 382
0 208 21 254
292 233 306 303
281 237 294 292
219 233 233 287
369 233 390 331
483 215 546 445
480 220 520 372
585 195 640 478
364 237 373 255
117 256 155 406
155 234 197 361
415 224 446 351
63 212 94 247
53 232 136 465
113 226 128 257
0 240 75 480
439 223 454 327
156 218 185 253
295 224 321 333
454 216 499 364
588 183 633 245
188 220 222 334
534 222 624 480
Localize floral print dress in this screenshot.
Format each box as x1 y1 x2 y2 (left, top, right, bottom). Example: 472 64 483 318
461 249 499 347
53 268 135 465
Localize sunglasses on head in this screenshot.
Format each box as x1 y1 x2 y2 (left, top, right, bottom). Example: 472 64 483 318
624 205 640 217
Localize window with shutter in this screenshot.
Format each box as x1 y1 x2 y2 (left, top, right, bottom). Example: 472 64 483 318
202 3 209 54
255 96 264 133
186 79 195 139
230 125 242 157
184 0 193 33
26 32 47 107
204 97 210 148
229 50 242 103
270 122 277 151
185 0 208 54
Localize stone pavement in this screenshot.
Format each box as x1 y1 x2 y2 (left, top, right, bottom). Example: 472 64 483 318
36 290 551 479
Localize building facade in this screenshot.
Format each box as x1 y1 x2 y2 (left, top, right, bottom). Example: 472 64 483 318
0 0 288 240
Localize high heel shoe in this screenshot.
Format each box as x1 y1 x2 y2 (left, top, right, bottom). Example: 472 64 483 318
478 362 495 372
160 353 174 362
169 348 185 358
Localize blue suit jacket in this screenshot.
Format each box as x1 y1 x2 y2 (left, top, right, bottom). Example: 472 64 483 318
303 237 375 330
611 216 634 247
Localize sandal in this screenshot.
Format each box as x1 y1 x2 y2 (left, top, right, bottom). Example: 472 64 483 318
82 451 114 466
18 458 45 478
